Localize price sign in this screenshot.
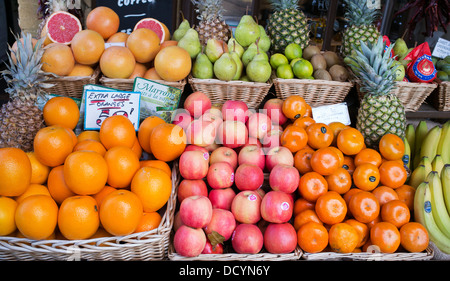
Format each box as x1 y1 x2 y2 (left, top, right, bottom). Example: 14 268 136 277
311 102 351 125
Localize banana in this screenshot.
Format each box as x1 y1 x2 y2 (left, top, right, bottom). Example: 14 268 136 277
409 164 427 189
420 156 432 176
405 124 415 158
420 125 442 163
417 181 450 254
402 137 411 170
427 171 450 238
432 155 445 176
414 120 428 169
437 121 450 164
442 165 450 216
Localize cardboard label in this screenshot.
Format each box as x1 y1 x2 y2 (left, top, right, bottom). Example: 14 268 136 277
311 103 351 125
432 38 450 59
366 0 381 9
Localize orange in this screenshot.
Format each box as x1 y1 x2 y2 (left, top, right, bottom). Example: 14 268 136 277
342 156 355 174
348 191 380 223
47 165 76 205
292 116 315 129
26 151 50 185
395 184 415 211
328 146 344 167
370 221 401 253
134 211 162 233
160 40 177 51
354 148 382 167
86 6 120 40
328 122 347 146
281 96 307 120
0 147 32 197
73 139 107 156
99 189 143 236
126 28 160 63
131 137 143 159
297 221 328 253
33 125 74 167
366 214 382 230
298 171 328 202
100 46 136 79
280 124 308 153
150 123 187 162
99 115 136 150
71 29 105 65
0 196 18 235
293 209 322 231
104 146 140 188
160 22 170 41
63 151 108 195
378 160 407 189
43 96 80 130
371 186 399 206
328 222 359 253
68 64 94 77
139 160 172 177
294 147 314 174
40 43 75 76
77 130 101 142
144 67 162 80
137 116 166 153
15 194 58 240
315 191 347 225
337 127 364 155
304 103 312 118
399 222 429 253
58 195 99 240
92 185 116 208
128 62 148 79
106 32 129 43
293 197 315 216
131 167 172 212
325 167 352 194
154 46 192 82
64 127 78 147
380 199 410 228
352 163 380 191
378 133 405 161
345 218 369 248
305 123 333 149
15 184 51 204
343 187 363 206
310 147 341 176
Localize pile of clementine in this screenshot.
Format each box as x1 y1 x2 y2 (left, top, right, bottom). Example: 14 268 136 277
281 96 429 254
0 103 187 241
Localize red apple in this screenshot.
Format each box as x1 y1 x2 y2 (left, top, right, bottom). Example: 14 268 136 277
207 162 234 189
179 150 209 180
263 98 288 125
231 190 262 224
184 144 209 154
201 240 224 254
172 110 193 131
179 195 213 228
269 164 300 193
204 142 220 152
235 163 264 191
261 129 282 153
204 208 236 241
208 187 236 210
260 190 293 223
174 225 207 257
203 107 223 119
221 100 249 123
263 222 297 254
217 120 248 149
184 91 212 118
265 146 294 172
247 112 271 139
200 111 223 138
210 146 238 170
238 145 265 171
186 119 216 147
231 223 263 254
177 179 209 203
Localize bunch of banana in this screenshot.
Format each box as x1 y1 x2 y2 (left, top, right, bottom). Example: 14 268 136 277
414 167 450 254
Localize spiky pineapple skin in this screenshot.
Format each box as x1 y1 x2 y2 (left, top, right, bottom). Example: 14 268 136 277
192 0 231 45
342 24 380 57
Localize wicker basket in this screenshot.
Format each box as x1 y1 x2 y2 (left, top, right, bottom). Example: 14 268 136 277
302 247 434 261
99 76 187 92
188 75 273 108
429 81 450 111
46 67 101 99
272 75 354 107
356 81 438 112
0 162 181 261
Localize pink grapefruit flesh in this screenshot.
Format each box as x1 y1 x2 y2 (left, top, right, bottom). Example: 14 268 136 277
45 11 82 45
133 18 166 44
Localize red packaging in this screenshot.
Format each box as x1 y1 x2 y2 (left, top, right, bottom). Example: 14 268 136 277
383 35 395 58
404 42 436 83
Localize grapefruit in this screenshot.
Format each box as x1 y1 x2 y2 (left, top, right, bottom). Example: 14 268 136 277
45 11 82 45
71 30 105 65
154 46 191 82
100 46 136 79
86 6 120 40
133 18 166 44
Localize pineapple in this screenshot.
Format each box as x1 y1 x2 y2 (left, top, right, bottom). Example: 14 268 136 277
192 0 231 45
345 37 406 148
266 0 310 54
341 0 380 57
0 32 53 152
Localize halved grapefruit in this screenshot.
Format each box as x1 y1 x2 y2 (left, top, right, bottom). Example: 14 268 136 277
45 11 82 45
133 18 166 44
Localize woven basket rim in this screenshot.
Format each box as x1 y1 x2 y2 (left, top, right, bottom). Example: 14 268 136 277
46 67 101 83
99 76 187 86
188 74 273 87
272 76 354 86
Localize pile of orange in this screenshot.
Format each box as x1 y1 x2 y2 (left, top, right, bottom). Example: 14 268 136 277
280 96 429 254
0 105 187 240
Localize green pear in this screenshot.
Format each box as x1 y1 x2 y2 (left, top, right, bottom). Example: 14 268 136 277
258 25 268 38
214 53 237 81
393 38 408 58
177 28 201 59
391 60 405 81
206 38 226 63
192 52 214 79
173 19 190 41
230 51 243 80
228 37 244 58
246 52 271 83
242 46 257 67
234 15 260 47
258 36 271 53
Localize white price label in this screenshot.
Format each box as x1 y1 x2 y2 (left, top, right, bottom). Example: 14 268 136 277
311 102 351 126
432 38 450 59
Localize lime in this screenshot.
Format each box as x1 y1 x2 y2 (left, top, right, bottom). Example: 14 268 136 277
293 59 314 79
276 64 294 79
284 43 303 61
270 53 289 69
290 58 303 68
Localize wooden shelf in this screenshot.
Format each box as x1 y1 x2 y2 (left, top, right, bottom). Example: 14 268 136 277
406 103 450 120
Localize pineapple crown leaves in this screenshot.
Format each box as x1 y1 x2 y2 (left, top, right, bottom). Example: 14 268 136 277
270 0 300 11
191 0 226 21
344 0 380 26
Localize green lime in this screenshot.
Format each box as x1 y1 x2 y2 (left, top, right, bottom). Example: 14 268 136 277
290 58 303 68
293 59 314 79
438 70 449 81
270 53 289 69
276 64 294 79
284 43 303 61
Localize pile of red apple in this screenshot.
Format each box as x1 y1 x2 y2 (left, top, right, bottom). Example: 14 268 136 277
172 92 300 257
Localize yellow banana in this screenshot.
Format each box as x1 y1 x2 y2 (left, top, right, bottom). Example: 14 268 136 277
402 137 411 170
414 181 427 225
432 155 445 176
420 156 432 177
427 171 450 238
405 124 415 158
420 125 442 163
437 121 450 164
442 165 450 216
414 120 428 169
409 164 427 189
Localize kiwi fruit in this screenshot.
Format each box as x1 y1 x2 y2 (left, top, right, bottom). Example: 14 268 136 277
303 45 321 61
313 69 332 81
329 65 349 82
311 54 327 71
323 51 341 68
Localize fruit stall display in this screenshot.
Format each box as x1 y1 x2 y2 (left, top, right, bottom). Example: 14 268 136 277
0 0 449 262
